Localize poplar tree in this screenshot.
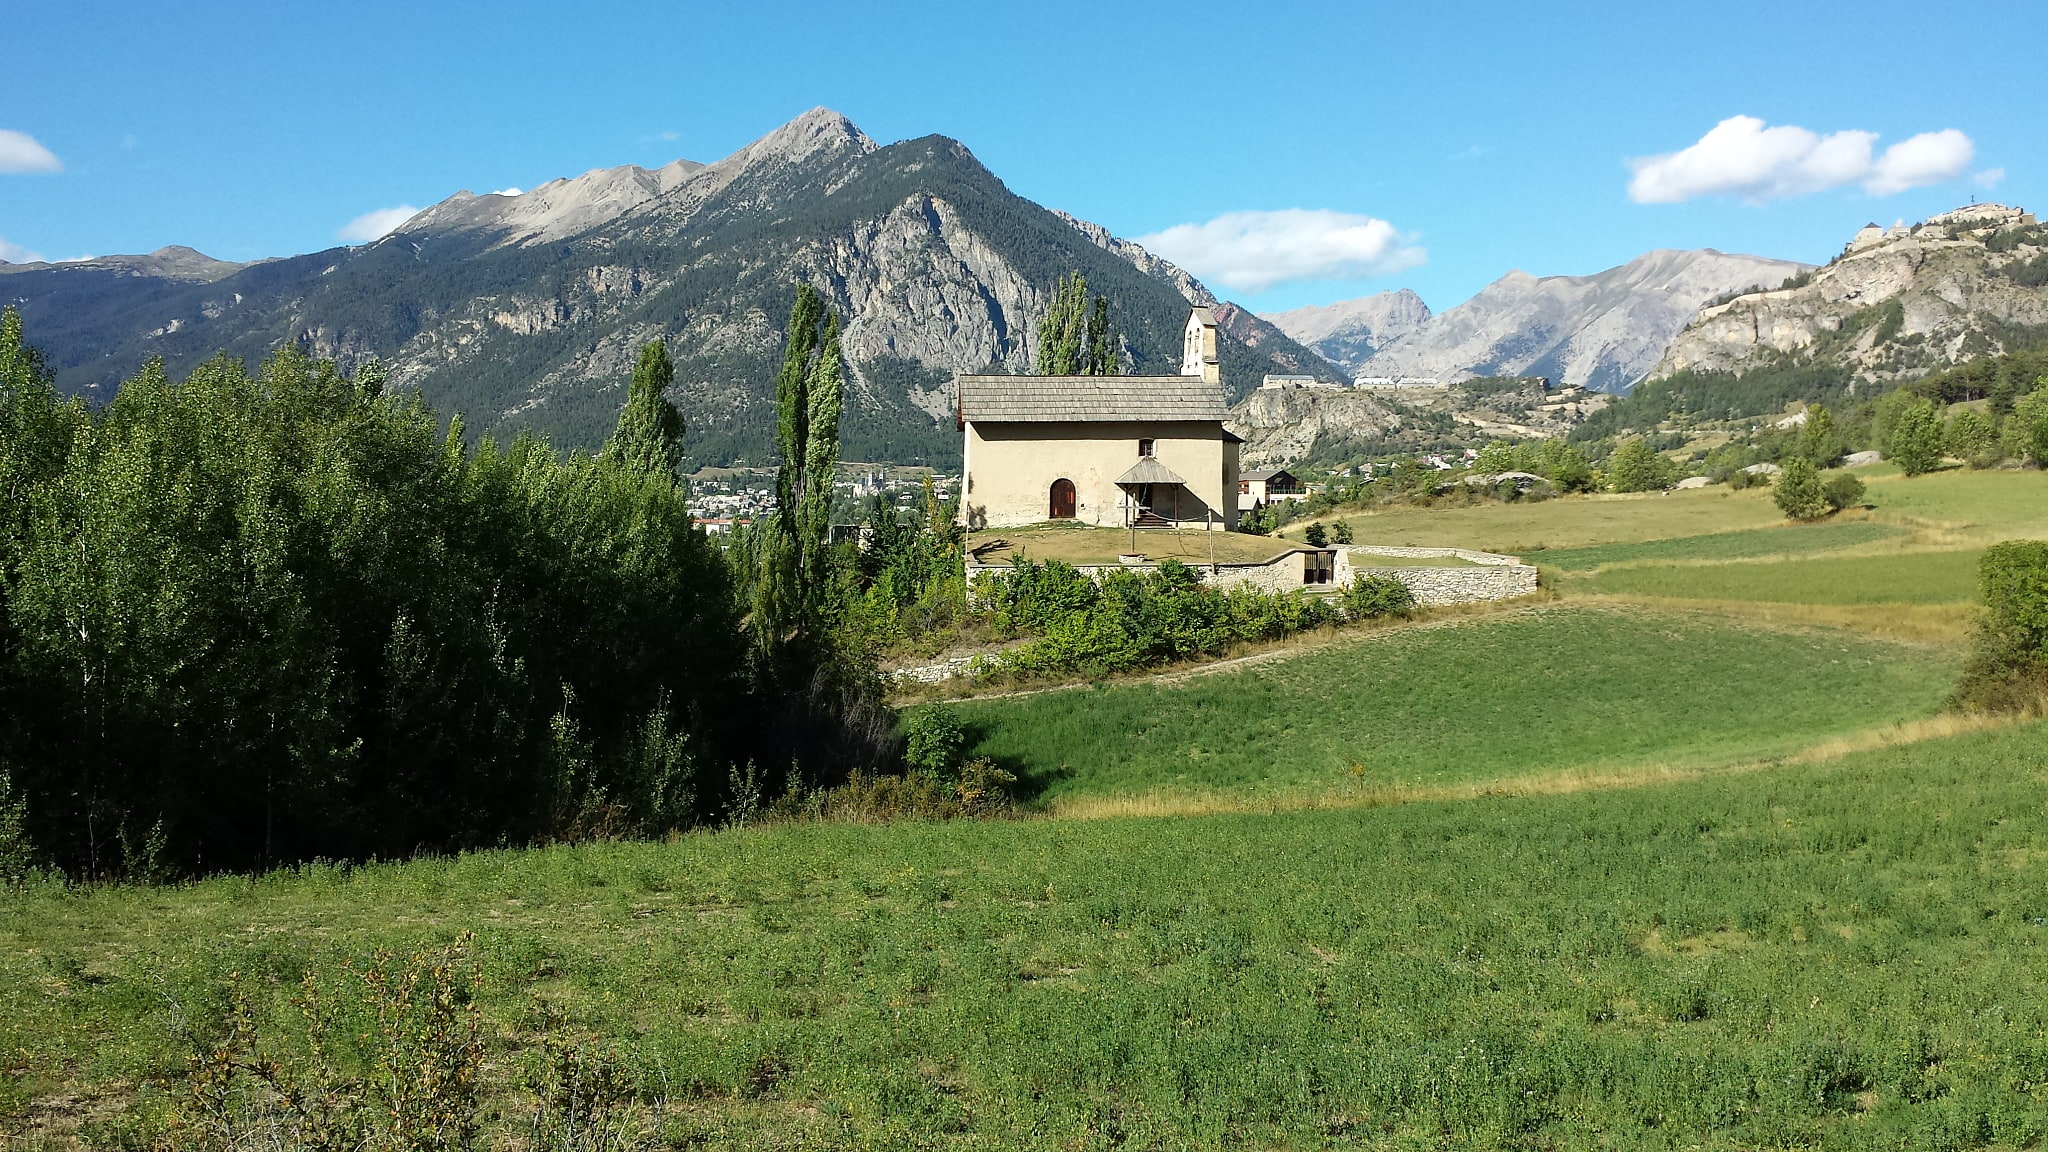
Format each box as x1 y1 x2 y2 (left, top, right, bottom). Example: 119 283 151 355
757 286 844 652
604 339 685 481
1036 271 1118 375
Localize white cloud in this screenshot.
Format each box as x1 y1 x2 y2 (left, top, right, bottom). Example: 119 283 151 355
0 236 46 263
1865 129 1974 196
1628 116 1974 204
1134 209 1426 294
1974 167 2007 189
0 129 62 174
489 187 523 197
336 205 421 243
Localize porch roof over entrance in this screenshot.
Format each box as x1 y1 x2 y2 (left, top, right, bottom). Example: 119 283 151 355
1114 457 1187 486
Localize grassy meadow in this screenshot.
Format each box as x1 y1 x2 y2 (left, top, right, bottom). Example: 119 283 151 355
959 605 1957 812
8 464 2047 1150
7 719 2048 1149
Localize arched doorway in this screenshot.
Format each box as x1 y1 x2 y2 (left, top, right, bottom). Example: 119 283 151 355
1049 478 1076 519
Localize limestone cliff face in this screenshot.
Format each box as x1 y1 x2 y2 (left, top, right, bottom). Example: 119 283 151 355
1227 387 1405 468
1652 203 2048 383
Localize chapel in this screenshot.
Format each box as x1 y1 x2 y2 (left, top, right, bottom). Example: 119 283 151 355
955 308 1242 531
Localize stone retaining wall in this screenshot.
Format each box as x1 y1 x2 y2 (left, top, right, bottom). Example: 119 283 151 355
1338 546 1538 605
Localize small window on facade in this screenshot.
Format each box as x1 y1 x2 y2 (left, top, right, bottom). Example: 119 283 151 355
1138 438 1155 458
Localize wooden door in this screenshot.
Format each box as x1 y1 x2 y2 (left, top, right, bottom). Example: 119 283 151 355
1049 478 1076 519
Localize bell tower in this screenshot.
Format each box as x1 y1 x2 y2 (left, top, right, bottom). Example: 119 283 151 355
1181 306 1220 384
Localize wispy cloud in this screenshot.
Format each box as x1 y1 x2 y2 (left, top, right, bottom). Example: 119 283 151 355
1628 116 1974 204
1135 209 1426 294
0 236 46 263
1974 167 2008 189
336 205 421 243
0 129 62 174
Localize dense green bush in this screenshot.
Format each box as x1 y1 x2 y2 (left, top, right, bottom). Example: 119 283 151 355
2013 382 2048 465
975 558 1342 677
1341 573 1416 619
1952 540 2048 712
901 703 967 781
1606 437 1675 492
1774 456 1829 520
1821 472 1867 512
1879 393 1946 475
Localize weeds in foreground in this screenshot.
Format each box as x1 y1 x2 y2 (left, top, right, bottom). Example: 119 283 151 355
147 936 658 1152
160 936 487 1152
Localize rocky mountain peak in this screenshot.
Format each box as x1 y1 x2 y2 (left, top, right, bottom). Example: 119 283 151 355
740 107 877 167
1345 248 1809 393
1653 202 2046 385
1259 289 1433 374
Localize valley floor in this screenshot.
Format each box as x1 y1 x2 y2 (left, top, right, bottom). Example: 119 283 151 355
7 463 2046 1150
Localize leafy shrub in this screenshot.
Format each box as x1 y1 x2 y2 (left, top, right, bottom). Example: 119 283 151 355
1945 408 1999 464
1952 540 2048 713
1882 394 1946 475
1331 521 1355 545
1774 456 1830 520
902 704 967 781
1607 438 1675 492
1304 522 1328 547
1821 473 1867 512
1342 574 1416 620
2013 382 2048 465
980 559 1343 678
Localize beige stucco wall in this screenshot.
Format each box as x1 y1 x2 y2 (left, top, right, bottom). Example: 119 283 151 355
962 420 1239 530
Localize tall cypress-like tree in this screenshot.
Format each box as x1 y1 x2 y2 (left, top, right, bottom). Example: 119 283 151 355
1035 272 1119 376
800 314 844 607
604 339 685 482
756 286 843 652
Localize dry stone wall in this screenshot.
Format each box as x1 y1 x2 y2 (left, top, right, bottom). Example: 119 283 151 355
1339 546 1539 606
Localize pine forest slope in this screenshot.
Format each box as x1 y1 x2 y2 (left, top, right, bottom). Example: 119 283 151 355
0 110 1338 466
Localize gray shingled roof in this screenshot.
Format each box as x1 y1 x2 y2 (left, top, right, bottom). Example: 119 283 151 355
1114 457 1187 486
956 374 1230 424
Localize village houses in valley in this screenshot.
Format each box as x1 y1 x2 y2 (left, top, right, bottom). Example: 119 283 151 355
955 307 1242 531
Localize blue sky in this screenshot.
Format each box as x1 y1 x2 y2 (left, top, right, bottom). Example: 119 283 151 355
3 0 2037 314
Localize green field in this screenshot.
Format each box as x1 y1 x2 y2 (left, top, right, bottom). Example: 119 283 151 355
1532 520 1905 571
8 719 2048 1149
1313 465 2048 556
1572 550 1983 607
960 605 1957 809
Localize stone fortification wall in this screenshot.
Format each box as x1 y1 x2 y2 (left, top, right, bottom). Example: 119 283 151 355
1340 546 1538 605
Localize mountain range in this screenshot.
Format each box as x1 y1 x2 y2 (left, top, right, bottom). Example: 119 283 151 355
1653 203 2048 384
0 109 1341 466
1263 249 1810 394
